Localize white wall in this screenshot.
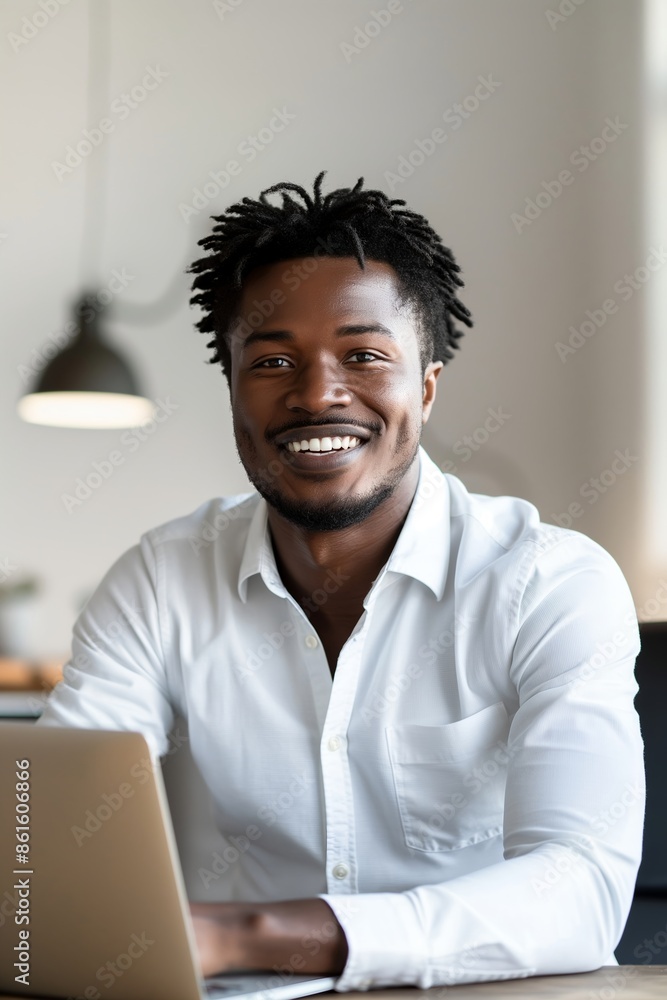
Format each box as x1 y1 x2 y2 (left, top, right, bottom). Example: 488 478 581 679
0 0 654 658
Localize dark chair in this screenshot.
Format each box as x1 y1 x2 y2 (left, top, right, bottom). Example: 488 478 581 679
615 622 667 963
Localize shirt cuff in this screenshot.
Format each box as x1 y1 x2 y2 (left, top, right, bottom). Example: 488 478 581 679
318 892 430 991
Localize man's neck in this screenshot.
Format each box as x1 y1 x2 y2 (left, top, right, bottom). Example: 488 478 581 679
266 462 420 621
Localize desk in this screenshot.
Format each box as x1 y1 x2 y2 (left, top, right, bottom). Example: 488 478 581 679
0 658 62 721
0 967 666 999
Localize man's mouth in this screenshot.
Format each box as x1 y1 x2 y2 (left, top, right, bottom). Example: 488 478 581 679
276 434 368 470
284 435 363 454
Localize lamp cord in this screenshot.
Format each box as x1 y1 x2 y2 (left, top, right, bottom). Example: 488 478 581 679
76 0 189 327
78 0 110 291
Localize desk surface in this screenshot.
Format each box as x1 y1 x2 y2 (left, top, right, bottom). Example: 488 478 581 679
377 966 665 997
0 967 666 999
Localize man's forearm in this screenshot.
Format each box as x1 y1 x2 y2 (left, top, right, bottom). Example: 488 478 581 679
189 898 348 977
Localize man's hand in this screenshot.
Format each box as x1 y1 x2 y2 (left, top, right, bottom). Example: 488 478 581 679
189 902 258 975
188 898 348 978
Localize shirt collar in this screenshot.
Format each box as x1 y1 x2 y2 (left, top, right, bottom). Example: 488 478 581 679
237 445 450 604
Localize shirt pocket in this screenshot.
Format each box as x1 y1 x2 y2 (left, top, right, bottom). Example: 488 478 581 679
385 701 510 853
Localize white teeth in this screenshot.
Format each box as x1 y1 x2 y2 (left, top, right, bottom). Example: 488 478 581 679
286 435 362 453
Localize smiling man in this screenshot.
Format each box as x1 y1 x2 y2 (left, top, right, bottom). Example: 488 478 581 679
37 172 645 990
226 252 443 676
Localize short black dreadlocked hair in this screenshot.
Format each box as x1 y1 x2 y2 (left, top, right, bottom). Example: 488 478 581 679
188 171 473 389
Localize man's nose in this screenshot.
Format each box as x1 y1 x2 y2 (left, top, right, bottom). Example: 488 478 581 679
284 359 353 412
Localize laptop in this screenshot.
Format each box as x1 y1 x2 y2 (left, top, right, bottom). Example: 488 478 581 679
0 723 337 1000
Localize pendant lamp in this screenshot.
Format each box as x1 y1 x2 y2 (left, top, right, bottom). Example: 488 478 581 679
17 0 155 430
18 293 156 429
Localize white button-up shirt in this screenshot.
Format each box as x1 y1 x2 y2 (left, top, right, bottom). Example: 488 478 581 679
37 445 645 990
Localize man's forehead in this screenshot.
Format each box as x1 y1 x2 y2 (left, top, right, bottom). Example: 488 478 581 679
234 255 412 323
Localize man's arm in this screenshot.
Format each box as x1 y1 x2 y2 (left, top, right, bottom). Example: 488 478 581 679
188 899 348 977
190 533 645 990
36 533 174 763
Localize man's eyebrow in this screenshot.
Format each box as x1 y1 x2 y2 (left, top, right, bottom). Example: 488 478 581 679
239 323 397 352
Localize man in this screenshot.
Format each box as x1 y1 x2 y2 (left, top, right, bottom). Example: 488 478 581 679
37 172 645 989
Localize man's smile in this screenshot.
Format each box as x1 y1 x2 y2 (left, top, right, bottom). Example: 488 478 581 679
277 434 369 472
271 421 372 472
285 434 363 453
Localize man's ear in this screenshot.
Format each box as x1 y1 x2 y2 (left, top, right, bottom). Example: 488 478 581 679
422 361 444 424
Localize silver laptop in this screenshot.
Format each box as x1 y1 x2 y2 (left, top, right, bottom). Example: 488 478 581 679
0 723 336 1000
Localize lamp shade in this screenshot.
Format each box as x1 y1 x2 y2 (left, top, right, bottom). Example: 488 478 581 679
18 295 156 429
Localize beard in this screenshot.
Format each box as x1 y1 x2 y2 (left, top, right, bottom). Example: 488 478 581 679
237 433 421 533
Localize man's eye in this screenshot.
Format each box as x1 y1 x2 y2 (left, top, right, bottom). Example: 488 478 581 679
349 352 379 362
254 353 379 367
255 358 290 368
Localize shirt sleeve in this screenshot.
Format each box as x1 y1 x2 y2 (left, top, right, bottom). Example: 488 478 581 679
35 532 174 764
319 532 645 990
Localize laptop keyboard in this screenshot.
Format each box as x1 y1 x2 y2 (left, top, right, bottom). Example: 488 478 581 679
204 972 334 998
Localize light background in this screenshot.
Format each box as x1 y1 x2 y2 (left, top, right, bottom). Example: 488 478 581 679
0 0 662 658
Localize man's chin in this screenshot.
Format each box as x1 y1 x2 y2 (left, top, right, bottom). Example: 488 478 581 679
253 482 397 532
238 436 421 532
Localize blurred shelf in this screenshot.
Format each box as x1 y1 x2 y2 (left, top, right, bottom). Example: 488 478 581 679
0 691 49 717
0 657 65 692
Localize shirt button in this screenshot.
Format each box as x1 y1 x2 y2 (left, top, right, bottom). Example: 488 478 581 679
332 863 349 879
305 635 318 649
327 736 341 751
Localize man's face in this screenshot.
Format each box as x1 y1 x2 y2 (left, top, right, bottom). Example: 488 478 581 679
227 256 442 532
